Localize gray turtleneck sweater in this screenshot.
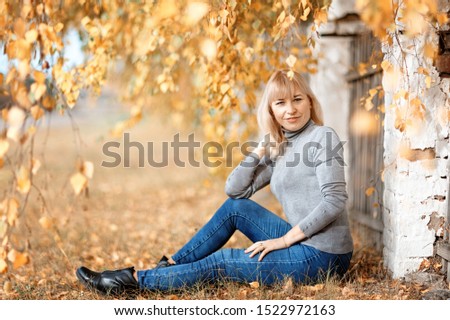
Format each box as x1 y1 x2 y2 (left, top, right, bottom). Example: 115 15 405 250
225 120 353 254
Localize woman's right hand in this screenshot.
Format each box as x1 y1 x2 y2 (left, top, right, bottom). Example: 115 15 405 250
253 140 267 159
254 135 277 159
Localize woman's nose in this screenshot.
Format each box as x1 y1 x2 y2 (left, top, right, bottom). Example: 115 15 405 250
286 101 296 114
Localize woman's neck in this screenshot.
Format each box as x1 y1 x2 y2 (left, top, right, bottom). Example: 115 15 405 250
282 118 313 140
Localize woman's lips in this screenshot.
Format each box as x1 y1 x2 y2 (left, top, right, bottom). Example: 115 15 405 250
285 116 300 123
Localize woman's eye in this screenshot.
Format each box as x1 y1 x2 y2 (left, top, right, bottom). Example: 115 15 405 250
293 98 302 102
275 101 285 106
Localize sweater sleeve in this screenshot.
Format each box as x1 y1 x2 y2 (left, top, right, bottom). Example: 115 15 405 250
224 153 273 199
297 128 348 237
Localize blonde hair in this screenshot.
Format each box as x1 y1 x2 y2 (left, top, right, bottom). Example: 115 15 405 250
256 70 323 155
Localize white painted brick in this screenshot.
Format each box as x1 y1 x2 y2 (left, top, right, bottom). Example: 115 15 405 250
392 173 436 201
390 258 425 278
435 140 449 159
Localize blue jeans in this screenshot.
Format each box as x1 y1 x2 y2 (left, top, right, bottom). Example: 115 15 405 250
137 198 352 291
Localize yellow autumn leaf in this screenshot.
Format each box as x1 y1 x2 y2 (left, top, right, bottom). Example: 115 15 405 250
3 198 19 226
39 216 53 230
156 0 178 20
417 67 429 75
31 82 46 100
160 82 169 93
31 158 41 175
277 11 286 24
200 39 217 61
314 9 328 26
13 18 26 38
410 97 422 107
81 16 91 27
42 95 56 111
82 161 94 179
34 70 46 84
25 29 38 43
21 2 33 17
184 2 209 25
7 249 30 269
364 98 374 111
36 3 44 15
0 219 7 238
220 83 230 95
287 70 295 79
0 258 7 274
3 281 12 294
358 62 368 75
282 0 291 9
219 9 229 20
0 139 9 158
28 125 36 136
70 172 88 195
300 6 310 21
393 89 408 101
15 39 31 61
436 13 449 25
6 110 25 140
365 187 376 196
54 22 64 33
7 106 26 128
425 76 432 88
30 105 45 120
16 166 31 194
380 60 392 71
285 54 297 68
423 43 436 59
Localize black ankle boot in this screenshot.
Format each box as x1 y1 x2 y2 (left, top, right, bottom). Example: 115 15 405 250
76 266 140 295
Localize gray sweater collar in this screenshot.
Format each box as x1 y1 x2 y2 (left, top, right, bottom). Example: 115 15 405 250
282 118 313 141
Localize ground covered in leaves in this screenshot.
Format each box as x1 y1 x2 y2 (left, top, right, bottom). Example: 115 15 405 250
1 91 448 300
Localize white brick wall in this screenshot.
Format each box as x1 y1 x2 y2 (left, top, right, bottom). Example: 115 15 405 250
382 24 450 277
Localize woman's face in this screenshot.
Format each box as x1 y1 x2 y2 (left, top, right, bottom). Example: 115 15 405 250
270 90 312 132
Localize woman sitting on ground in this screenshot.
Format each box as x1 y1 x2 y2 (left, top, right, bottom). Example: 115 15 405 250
76 69 353 295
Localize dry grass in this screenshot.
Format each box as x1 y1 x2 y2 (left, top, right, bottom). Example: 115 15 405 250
0 92 445 300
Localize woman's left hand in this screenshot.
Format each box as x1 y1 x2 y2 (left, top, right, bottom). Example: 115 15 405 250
245 237 287 261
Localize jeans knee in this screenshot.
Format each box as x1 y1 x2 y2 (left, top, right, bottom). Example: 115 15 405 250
225 197 254 211
221 198 256 220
